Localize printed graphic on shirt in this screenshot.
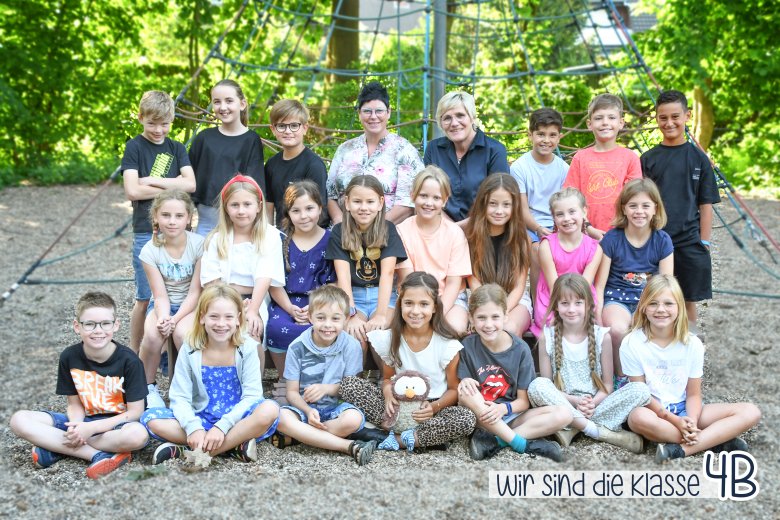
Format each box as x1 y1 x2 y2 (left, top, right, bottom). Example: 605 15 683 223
476 364 511 402
623 272 651 287
585 163 621 200
150 153 174 178
159 261 194 281
71 369 127 416
350 245 380 282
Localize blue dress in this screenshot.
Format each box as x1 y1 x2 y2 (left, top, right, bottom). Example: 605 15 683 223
266 230 336 352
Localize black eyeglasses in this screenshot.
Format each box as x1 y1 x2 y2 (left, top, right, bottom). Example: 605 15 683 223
274 122 302 132
79 320 116 332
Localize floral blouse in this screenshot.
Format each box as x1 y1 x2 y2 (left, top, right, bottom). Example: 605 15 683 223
326 132 424 210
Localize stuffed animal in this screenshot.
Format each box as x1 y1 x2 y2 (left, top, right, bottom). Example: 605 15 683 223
380 370 431 432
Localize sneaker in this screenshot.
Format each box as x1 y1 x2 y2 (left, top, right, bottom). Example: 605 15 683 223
710 437 749 454
526 439 563 462
152 442 187 465
597 426 644 454
86 451 132 479
231 440 258 463
32 446 63 469
655 443 685 463
146 383 166 409
553 428 579 448
348 427 390 444
469 429 503 461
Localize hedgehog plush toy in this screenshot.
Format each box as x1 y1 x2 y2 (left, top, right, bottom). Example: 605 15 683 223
380 370 431 434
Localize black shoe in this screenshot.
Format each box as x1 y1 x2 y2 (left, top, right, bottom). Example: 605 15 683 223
348 427 390 444
469 429 502 461
655 443 685 463
710 437 749 454
416 443 450 452
526 439 563 462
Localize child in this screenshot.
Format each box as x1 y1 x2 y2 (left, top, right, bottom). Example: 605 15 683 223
190 79 265 237
640 90 721 332
465 174 533 336
563 93 642 240
528 274 650 452
339 272 477 451
10 292 149 479
138 190 204 408
326 175 407 350
200 175 285 364
269 285 377 466
596 178 674 381
621 275 761 462
264 99 328 228
396 165 472 335
531 188 602 336
141 284 280 464
121 90 196 353
458 284 568 461
267 181 336 377
510 108 569 300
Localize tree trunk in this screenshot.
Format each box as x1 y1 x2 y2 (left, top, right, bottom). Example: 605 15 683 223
326 0 359 86
692 85 714 151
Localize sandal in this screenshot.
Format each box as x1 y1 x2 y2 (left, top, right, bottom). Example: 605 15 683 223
348 440 377 466
269 432 299 450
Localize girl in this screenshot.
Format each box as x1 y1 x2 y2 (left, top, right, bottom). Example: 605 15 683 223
531 188 602 336
339 272 476 451
396 165 471 335
141 284 280 464
267 181 336 378
622 275 761 462
458 284 568 461
325 175 407 350
200 175 285 366
465 173 533 336
527 274 650 452
190 79 265 237
138 190 204 408
596 178 674 383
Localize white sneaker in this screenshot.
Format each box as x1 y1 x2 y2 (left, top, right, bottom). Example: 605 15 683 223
146 384 166 409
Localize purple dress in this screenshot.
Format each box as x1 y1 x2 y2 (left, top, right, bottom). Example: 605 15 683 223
266 230 336 352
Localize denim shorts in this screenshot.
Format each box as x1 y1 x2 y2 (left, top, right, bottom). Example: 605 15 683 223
665 400 687 417
44 411 133 434
146 302 181 317
132 232 153 301
454 290 469 311
282 402 365 430
196 204 219 238
353 286 397 318
603 291 640 315
527 225 554 244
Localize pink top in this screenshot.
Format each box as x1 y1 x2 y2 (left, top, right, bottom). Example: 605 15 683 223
531 233 599 336
396 217 472 293
563 146 642 231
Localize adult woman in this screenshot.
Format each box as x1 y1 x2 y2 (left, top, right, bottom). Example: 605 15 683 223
327 81 424 225
424 91 509 227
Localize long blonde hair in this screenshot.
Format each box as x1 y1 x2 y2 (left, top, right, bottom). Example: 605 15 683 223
186 284 245 351
149 190 195 247
341 175 388 251
631 274 689 345
206 175 270 259
547 274 607 393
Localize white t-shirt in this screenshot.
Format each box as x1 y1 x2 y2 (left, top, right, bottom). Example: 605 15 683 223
510 151 569 228
619 328 704 408
200 228 285 289
367 329 462 399
139 231 204 305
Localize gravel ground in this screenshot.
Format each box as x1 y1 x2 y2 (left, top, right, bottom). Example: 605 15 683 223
0 184 776 519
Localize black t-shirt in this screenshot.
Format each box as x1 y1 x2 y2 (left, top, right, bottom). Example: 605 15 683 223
457 333 536 404
189 127 265 207
121 135 191 233
641 142 721 246
264 147 329 227
56 342 147 416
325 222 407 287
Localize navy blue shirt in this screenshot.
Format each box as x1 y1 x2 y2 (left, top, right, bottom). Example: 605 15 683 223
424 129 509 221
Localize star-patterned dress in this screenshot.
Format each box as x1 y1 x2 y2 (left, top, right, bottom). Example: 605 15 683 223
266 230 336 352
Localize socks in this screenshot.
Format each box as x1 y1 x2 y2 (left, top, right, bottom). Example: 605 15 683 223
400 429 416 452
497 434 527 453
378 434 399 451
582 421 599 439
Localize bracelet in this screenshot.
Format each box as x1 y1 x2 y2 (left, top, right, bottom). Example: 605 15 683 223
584 221 592 229
505 402 512 416
700 240 711 247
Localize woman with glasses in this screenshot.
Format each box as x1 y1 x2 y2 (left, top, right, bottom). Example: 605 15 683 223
424 91 509 228
326 81 424 225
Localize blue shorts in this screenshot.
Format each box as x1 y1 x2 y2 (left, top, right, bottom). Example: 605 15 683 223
146 302 181 317
603 290 640 315
665 400 687 417
43 411 146 446
196 204 219 238
527 225 554 244
353 286 397 318
132 232 153 301
140 398 279 442
282 402 365 430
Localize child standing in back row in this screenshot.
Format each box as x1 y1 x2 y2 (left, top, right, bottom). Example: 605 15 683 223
564 94 642 241
640 90 720 332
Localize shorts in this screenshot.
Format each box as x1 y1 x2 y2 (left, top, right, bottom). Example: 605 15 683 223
282 402 365 430
140 398 278 442
673 241 713 301
454 289 469 310
146 302 181 317
353 285 397 318
519 289 533 316
603 290 639 315
665 400 687 417
196 204 219 238
132 232 153 301
527 225 554 244
43 411 146 446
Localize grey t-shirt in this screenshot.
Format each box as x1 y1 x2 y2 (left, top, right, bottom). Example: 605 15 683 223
139 231 204 305
457 333 536 404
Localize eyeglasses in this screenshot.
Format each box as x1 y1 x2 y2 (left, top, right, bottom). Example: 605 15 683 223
274 122 302 133
440 113 470 126
360 108 388 117
79 320 116 332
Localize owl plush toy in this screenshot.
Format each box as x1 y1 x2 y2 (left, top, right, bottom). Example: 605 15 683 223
380 370 431 433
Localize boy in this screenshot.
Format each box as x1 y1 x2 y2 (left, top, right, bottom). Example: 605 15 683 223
510 107 569 298
121 90 196 353
563 93 642 240
640 90 720 329
264 99 328 227
9 292 149 479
